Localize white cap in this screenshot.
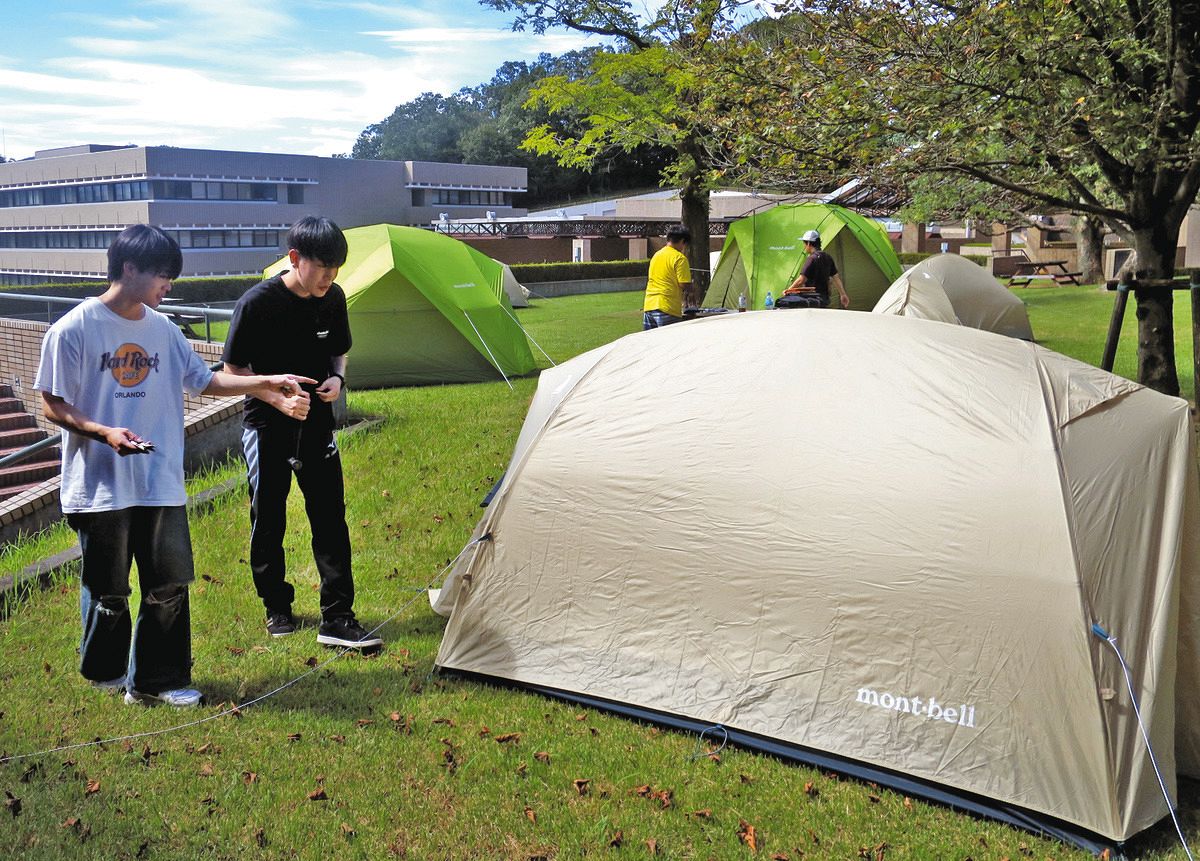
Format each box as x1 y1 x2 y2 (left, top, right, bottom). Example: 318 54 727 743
802 229 821 243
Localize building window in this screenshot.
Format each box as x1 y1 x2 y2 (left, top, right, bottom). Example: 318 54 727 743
287 185 305 204
0 228 279 250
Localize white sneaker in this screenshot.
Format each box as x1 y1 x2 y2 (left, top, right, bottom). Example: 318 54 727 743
124 688 203 707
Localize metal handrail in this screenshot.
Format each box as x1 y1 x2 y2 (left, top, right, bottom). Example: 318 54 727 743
0 432 61 471
0 292 233 342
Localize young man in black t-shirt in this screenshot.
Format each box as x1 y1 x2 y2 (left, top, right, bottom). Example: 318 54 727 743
783 229 850 308
223 216 381 649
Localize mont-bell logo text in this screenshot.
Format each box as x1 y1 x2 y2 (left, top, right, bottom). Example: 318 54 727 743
856 686 977 729
100 343 160 388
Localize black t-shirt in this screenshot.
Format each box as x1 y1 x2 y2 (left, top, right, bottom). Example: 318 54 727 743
222 274 352 431
800 250 839 305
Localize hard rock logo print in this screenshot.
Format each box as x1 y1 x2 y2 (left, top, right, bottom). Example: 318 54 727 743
100 343 161 389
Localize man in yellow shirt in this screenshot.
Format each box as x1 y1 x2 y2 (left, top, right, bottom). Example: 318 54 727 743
643 225 694 330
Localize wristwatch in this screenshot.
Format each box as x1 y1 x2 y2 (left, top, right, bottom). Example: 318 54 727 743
330 372 346 387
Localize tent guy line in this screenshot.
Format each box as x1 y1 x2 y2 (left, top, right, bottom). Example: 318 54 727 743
0 536 488 767
1091 622 1195 860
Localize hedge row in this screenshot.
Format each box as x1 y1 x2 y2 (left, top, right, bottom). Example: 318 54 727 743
0 276 260 303
509 259 649 283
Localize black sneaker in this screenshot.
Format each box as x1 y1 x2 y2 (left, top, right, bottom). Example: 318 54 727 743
266 611 296 637
317 615 383 649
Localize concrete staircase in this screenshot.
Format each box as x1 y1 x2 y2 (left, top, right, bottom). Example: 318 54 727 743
0 385 60 503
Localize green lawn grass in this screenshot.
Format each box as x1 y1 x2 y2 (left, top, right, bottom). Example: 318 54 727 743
2 288 1197 860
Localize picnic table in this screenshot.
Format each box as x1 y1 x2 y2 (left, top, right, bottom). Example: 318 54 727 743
1007 259 1083 287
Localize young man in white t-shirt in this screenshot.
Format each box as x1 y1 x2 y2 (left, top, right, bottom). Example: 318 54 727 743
35 225 314 707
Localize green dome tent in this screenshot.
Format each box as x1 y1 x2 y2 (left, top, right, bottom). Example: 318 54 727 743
266 224 536 388
703 203 903 311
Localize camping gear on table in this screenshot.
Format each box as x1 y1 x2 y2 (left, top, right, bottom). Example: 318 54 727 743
433 310 1200 852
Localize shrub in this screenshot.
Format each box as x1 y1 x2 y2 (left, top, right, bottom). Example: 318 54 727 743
510 260 649 283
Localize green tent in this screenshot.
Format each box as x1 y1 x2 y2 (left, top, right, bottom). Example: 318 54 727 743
266 224 536 388
703 204 903 311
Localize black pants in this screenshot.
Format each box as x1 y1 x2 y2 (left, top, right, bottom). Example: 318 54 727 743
242 424 354 620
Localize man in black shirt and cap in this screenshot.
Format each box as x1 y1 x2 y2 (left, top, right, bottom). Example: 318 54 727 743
783 229 850 309
223 216 381 649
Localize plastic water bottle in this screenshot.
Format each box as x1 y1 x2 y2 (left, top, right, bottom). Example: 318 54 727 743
764 290 774 309
737 292 747 312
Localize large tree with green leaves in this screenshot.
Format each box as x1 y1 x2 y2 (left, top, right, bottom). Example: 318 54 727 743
483 0 756 292
708 0 1200 395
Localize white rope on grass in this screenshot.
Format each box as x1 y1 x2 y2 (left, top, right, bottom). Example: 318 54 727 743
462 310 513 390
495 300 556 368
0 536 490 766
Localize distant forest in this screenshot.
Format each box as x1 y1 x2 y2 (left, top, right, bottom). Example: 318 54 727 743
349 49 674 208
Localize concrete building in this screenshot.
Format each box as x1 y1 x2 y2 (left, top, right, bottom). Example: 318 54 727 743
0 144 527 286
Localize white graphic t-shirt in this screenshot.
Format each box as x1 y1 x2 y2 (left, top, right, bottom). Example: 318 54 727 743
34 298 214 512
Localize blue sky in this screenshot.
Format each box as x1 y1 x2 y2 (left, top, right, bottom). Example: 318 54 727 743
0 0 602 160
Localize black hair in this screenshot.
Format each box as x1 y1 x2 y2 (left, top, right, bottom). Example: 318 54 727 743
107 224 183 282
807 238 823 250
666 224 691 244
287 216 348 267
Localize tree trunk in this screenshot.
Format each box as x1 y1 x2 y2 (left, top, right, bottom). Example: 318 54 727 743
1074 215 1104 284
1129 227 1181 397
678 174 711 301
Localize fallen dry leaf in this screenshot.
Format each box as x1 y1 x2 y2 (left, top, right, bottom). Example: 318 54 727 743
691 809 713 819
433 717 456 726
573 778 590 796
329 734 346 744
575 712 588 721
4 791 20 817
254 827 266 847
356 719 373 728
645 838 659 855
534 751 551 764
198 763 214 777
609 830 623 847
287 733 302 743
227 646 244 656
478 726 491 738
495 732 521 744
242 771 258 785
874 842 888 861
305 657 319 668
651 789 673 809
524 806 537 824
85 780 100 795
516 763 528 777
195 743 214 755
867 794 881 804
737 819 758 852
307 788 328 801
739 774 754 784
803 782 819 798
771 855 790 861
903 797 913 810
62 816 80 828
340 822 355 838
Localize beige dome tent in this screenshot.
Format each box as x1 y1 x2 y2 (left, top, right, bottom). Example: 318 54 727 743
501 264 530 308
435 311 1200 850
874 253 1034 339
